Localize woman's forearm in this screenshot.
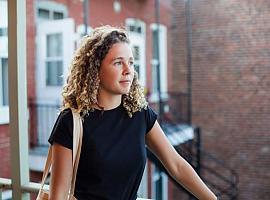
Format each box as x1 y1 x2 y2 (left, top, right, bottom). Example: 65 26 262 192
171 157 217 200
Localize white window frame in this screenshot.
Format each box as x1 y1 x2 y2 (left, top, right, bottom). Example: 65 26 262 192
149 23 168 102
126 18 146 87
35 0 68 23
36 18 75 103
0 0 9 124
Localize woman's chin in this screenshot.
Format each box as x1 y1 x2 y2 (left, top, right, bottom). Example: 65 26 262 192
120 87 131 95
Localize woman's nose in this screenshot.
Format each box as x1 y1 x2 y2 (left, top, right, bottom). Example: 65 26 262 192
123 62 132 75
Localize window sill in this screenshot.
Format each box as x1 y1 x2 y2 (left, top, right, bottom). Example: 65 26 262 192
148 92 168 103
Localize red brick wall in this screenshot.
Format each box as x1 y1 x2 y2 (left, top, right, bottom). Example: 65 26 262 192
171 0 188 93
0 125 10 178
172 0 270 199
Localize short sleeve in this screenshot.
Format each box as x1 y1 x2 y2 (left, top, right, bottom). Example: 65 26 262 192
145 105 158 134
48 108 73 150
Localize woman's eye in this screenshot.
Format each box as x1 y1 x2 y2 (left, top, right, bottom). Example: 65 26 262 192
114 61 122 66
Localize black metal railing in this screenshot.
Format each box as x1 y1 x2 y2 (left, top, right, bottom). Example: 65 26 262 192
148 92 238 200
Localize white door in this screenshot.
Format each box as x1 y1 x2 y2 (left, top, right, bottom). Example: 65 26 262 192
36 18 75 145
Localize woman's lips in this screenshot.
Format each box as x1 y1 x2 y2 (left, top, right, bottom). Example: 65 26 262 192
119 80 131 86
119 80 130 83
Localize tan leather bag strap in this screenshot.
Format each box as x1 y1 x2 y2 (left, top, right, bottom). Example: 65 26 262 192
39 109 83 198
70 110 83 196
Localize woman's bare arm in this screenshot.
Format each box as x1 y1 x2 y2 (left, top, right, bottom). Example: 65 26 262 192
146 121 217 200
49 143 73 200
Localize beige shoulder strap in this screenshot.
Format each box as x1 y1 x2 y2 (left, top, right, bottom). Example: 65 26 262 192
39 109 83 198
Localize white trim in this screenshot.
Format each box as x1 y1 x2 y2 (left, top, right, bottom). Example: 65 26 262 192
0 1 8 27
149 24 168 103
0 106 9 124
148 92 169 103
126 18 146 87
75 24 93 48
0 57 9 124
36 18 75 102
0 37 8 55
2 190 12 200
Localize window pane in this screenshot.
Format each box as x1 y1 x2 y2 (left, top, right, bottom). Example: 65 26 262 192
152 29 159 59
132 46 140 78
46 33 63 57
128 24 142 34
132 46 140 60
53 11 64 20
129 25 135 32
134 64 140 77
46 61 63 86
38 8 50 19
152 61 157 93
2 58 8 106
137 26 142 34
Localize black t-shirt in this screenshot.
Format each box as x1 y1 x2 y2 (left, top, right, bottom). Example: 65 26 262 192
48 104 157 200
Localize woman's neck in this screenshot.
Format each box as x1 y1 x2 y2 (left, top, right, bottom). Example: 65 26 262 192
96 91 122 110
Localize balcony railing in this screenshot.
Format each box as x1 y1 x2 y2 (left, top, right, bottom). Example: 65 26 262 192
28 99 61 147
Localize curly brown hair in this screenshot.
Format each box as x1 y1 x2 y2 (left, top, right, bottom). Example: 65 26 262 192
61 25 147 118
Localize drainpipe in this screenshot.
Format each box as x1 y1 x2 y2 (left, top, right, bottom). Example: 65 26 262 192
185 0 192 125
83 0 89 35
155 0 163 119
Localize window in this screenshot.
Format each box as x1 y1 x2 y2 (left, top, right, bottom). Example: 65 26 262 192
46 33 63 86
128 24 142 34
53 11 64 20
0 0 9 124
38 9 64 20
132 45 141 76
36 1 67 22
126 18 146 87
0 57 9 124
1 58 8 106
150 24 168 102
38 8 50 19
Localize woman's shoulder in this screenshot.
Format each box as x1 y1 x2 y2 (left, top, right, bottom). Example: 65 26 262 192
57 108 73 123
132 104 157 119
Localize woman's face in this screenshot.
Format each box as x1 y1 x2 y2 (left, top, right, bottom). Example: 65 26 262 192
99 42 135 96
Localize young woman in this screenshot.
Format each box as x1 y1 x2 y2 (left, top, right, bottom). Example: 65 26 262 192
48 25 217 200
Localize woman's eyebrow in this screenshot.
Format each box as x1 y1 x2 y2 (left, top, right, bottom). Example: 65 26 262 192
111 57 134 62
112 57 124 61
